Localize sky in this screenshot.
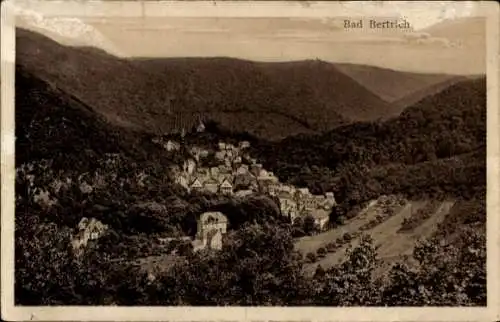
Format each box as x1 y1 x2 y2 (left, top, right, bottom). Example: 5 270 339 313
12 1 486 74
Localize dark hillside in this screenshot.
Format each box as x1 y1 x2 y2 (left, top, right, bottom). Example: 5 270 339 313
17 28 398 140
249 77 486 204
15 64 178 171
391 75 479 110
253 77 486 168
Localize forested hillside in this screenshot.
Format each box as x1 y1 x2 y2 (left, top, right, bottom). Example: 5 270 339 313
248 77 486 207
17 28 401 140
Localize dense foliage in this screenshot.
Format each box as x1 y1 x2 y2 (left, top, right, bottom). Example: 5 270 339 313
250 78 486 208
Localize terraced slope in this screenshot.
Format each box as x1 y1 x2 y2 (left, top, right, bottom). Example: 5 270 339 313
299 198 455 276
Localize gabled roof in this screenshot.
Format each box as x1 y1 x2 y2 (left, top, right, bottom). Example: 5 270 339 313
220 179 233 188
200 211 227 223
190 178 203 187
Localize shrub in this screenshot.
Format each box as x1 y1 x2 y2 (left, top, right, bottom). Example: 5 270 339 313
314 264 326 278
335 215 346 226
306 252 317 263
316 247 327 258
326 242 337 252
343 232 352 242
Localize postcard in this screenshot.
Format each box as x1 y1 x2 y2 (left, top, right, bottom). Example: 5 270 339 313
1 0 499 321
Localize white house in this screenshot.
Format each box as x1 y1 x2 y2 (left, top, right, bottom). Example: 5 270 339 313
215 151 226 161
165 140 180 152
297 188 310 196
219 179 233 195
239 141 250 149
218 142 227 151
72 217 108 257
236 164 249 175
190 178 204 191
311 209 330 231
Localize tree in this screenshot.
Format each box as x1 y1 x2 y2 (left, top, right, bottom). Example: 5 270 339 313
316 247 327 258
381 227 486 306
315 235 381 306
314 264 326 278
326 242 337 253
303 215 318 235
306 252 317 263
157 223 311 306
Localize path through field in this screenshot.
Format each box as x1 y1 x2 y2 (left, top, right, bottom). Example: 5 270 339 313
295 200 378 254
301 199 455 276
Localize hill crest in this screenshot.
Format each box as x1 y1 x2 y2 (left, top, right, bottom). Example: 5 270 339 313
16 28 394 140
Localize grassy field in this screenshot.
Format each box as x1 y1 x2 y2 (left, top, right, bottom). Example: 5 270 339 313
299 198 456 276
294 200 378 254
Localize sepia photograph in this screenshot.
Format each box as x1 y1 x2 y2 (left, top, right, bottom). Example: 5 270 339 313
1 0 499 321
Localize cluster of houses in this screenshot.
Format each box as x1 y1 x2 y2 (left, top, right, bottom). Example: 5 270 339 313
170 139 336 243
173 140 257 197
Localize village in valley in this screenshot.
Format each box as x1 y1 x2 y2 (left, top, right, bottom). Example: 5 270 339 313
160 121 336 251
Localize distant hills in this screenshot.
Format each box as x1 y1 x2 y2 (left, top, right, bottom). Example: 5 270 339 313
333 63 467 108
16 28 479 140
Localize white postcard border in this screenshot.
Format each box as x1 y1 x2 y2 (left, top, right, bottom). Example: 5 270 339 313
1 1 499 321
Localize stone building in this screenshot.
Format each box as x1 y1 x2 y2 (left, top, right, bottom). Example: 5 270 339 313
194 212 228 251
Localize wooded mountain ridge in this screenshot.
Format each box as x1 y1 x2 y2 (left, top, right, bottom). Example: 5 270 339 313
16 28 475 140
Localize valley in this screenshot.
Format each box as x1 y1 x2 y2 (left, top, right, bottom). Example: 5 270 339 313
13 26 487 307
